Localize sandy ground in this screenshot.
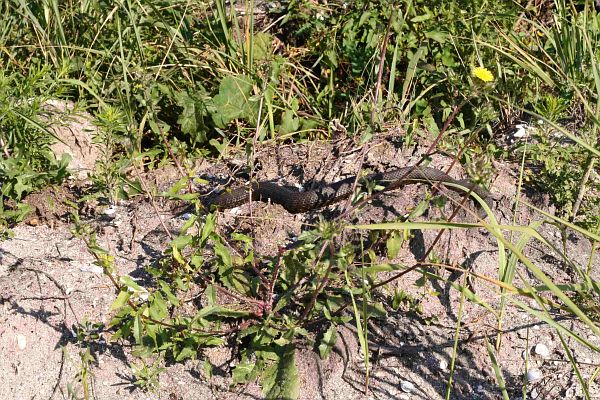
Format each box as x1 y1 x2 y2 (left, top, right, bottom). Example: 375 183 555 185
1 138 599 399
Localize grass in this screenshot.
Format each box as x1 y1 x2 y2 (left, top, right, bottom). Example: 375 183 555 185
1 0 600 398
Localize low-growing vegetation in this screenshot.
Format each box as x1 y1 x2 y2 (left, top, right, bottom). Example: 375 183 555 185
1 0 599 399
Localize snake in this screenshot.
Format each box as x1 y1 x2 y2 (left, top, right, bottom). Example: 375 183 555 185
207 166 493 214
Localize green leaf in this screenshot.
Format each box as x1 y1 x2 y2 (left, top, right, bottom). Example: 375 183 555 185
175 90 209 143
325 295 346 313
411 198 431 218
219 266 252 295
149 292 168 320
111 290 132 310
170 234 192 250
251 32 274 61
411 13 432 23
425 30 447 44
423 112 439 134
358 300 387 318
262 345 299 400
171 245 186 266
211 75 256 128
165 177 198 198
200 213 215 244
206 284 217 305
13 178 32 199
145 322 159 347
274 337 290 346
119 276 145 292
158 280 180 306
272 290 290 313
232 358 257 384
213 240 232 268
441 47 458 67
485 339 510 400
203 359 213 379
318 324 337 359
175 340 197 361
133 314 142 345
386 231 403 259
279 108 300 135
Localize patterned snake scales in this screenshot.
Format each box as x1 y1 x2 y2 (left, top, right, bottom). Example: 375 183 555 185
207 166 493 214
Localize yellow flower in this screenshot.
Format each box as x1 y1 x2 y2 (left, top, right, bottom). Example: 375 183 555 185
472 67 494 82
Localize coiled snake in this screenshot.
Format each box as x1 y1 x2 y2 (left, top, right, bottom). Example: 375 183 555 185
207 166 493 214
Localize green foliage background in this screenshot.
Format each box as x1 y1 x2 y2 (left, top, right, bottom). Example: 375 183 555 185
2 0 600 398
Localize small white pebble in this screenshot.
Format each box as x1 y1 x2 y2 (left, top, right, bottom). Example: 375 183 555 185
16 334 27 350
531 388 539 399
526 368 543 383
181 212 193 220
534 343 550 358
400 380 416 393
513 124 528 138
439 359 449 370
103 205 118 215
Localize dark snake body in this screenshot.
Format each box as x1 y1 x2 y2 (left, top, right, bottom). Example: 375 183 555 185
208 166 492 214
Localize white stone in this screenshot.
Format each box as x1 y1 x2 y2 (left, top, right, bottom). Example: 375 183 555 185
103 205 118 215
513 124 528 138
16 334 27 350
534 343 550 358
526 368 543 383
400 380 416 393
439 358 449 370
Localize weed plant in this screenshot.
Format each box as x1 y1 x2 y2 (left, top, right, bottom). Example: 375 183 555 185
1 0 599 398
